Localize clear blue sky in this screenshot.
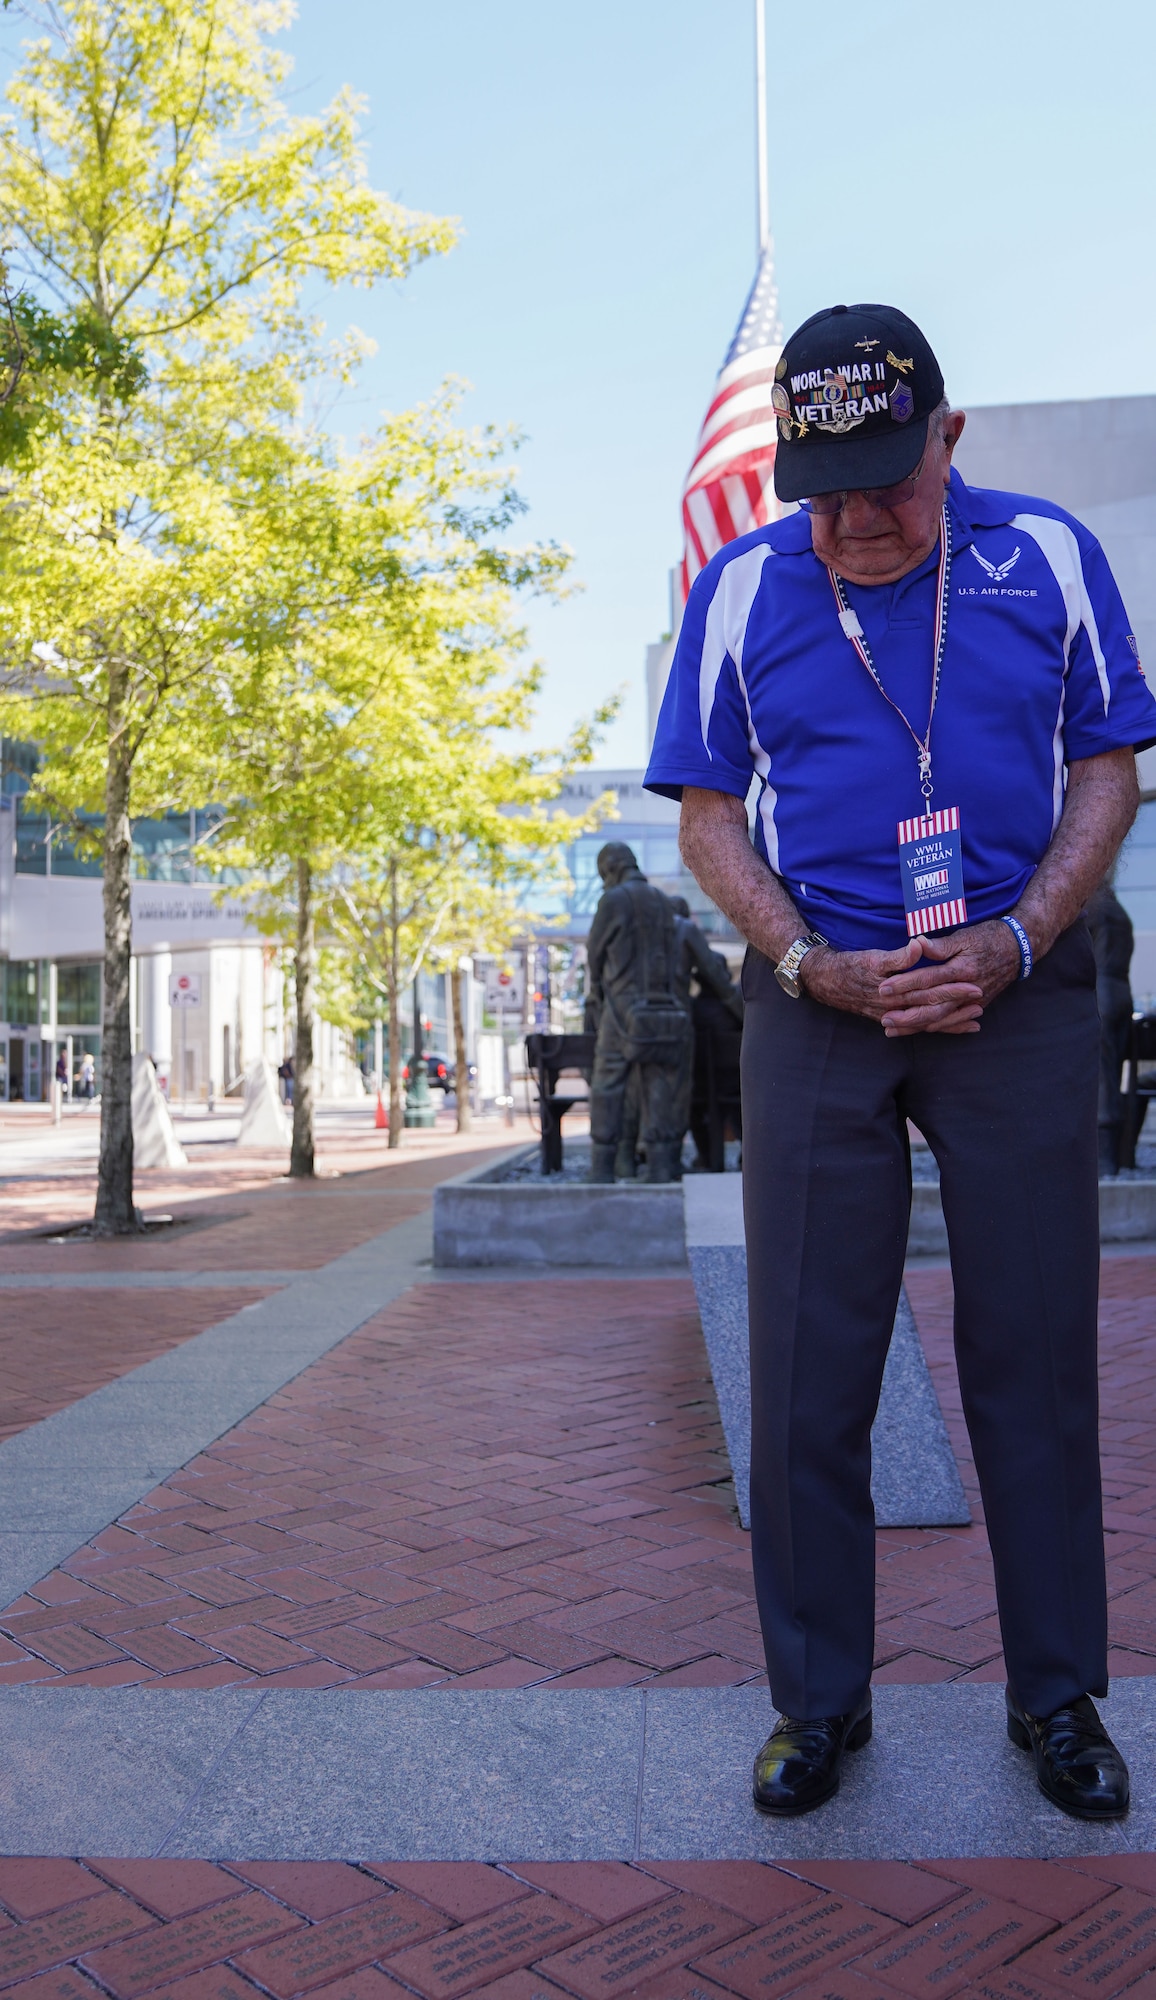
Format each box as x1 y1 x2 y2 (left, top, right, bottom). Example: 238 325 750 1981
38 2 1156 766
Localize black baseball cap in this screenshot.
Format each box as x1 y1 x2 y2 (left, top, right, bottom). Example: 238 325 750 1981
772 303 945 503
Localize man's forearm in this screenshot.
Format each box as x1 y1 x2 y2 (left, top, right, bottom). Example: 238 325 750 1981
678 788 806 965
1015 749 1139 957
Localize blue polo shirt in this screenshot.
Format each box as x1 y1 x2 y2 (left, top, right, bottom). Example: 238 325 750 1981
645 468 1156 951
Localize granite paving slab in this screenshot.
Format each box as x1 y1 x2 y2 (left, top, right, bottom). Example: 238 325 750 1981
0 1687 264 1855
638 1682 1156 1861
683 1178 968 1530
161 1688 644 1860
0 1683 1153 1861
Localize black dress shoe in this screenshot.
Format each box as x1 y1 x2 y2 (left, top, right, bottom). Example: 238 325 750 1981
1006 1689 1130 1820
753 1694 872 1816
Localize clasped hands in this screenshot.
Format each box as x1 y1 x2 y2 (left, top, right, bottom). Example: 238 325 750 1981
797 919 1024 1036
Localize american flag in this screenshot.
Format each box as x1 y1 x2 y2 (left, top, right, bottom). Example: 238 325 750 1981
679 244 783 601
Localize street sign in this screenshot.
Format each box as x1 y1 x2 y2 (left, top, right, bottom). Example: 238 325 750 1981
169 971 202 1009
483 964 524 1014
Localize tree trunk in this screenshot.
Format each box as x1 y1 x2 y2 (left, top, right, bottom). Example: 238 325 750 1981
452 964 471 1133
94 666 137 1235
387 860 403 1148
290 854 316 1178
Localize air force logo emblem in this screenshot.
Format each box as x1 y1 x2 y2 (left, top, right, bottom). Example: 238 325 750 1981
971 545 1021 582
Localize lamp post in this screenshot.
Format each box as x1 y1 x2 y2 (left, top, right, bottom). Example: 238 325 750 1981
404 975 436 1129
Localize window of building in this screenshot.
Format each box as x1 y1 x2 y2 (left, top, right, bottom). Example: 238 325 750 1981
56 963 102 1026
2 961 38 1027
52 817 103 877
14 803 48 875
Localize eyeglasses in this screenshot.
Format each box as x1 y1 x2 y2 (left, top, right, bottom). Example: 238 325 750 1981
802 451 928 516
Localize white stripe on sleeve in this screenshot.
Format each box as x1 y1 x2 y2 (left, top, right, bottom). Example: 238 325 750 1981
1012 512 1111 715
697 543 776 759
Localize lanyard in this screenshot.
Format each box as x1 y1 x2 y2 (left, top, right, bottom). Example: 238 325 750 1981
827 505 952 808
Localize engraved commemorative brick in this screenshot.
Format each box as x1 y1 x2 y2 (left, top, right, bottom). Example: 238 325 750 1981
0 1969 107 2000
387 1895 595 2000
849 1893 1054 1998
236 1895 446 1996
694 1897 898 2000
784 1972 928 2000
1013 1890 1156 1996
279 1971 410 2000
537 1893 748 2000
960 1972 1072 2000
0 1893 153 1988
144 1969 266 2000
630 1968 743 2000
82 1892 301 1996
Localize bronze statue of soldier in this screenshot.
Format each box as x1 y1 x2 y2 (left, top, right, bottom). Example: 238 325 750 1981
585 842 691 1183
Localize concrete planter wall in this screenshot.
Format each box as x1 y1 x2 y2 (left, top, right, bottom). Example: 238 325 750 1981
908 1177 1156 1256
434 1147 1156 1269
433 1149 685 1268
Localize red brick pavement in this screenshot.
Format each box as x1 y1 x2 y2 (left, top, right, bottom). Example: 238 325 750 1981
896 1258 1156 1688
0 1137 521 1449
0 1854 1152 2000
0 1130 527 1275
3 1260 1156 1691
0 1290 277 1445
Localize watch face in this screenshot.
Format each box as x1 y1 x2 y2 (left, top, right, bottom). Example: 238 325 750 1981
774 963 801 998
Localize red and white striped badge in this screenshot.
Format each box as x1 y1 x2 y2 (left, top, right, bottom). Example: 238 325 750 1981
898 806 967 938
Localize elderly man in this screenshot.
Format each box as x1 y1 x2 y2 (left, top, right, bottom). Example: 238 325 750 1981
646 303 1156 1821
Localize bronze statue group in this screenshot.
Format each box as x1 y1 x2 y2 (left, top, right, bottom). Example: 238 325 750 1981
584 840 743 1182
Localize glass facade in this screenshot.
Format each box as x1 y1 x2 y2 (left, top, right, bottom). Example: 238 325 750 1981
2 960 38 1026
2 738 232 882
56 962 102 1026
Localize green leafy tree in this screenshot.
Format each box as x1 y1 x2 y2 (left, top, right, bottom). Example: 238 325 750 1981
0 0 452 1230
212 391 598 1166
327 757 613 1147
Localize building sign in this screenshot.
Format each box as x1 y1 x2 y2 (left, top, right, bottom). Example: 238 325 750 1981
132 883 256 946
169 971 202 1008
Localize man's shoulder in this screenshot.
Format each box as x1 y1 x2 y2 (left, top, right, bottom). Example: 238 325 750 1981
963 478 1099 549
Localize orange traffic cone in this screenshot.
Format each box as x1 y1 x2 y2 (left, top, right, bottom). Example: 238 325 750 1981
375 1091 387 1130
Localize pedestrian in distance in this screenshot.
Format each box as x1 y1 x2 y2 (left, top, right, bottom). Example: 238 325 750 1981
646 301 1156 1823
79 1051 95 1100
277 1055 294 1106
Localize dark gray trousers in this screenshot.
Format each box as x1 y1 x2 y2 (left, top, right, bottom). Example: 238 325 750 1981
740 922 1106 1721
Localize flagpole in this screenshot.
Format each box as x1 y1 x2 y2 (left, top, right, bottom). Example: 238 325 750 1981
754 0 768 255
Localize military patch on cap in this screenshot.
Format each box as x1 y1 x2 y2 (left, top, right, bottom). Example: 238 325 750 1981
787 359 890 438
771 302 945 504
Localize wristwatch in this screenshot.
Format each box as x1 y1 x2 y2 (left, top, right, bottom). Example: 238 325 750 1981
774 931 828 999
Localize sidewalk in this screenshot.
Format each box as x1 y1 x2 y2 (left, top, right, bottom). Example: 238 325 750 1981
0 1121 1154 1995
2 1260 1155 1693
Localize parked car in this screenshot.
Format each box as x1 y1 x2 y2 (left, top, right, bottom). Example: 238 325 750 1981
400 1052 478 1093
401 1051 451 1091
